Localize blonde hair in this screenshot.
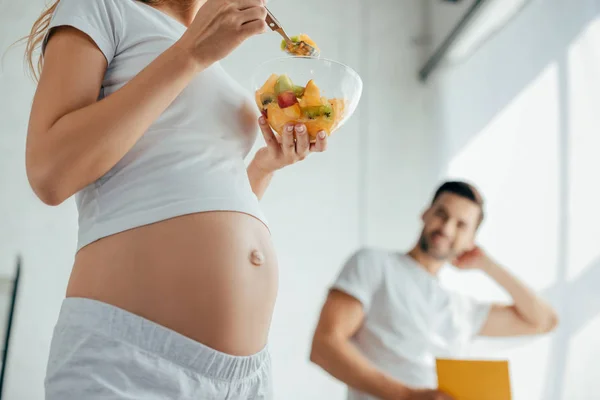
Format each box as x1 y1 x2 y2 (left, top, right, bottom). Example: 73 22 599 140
22 0 165 82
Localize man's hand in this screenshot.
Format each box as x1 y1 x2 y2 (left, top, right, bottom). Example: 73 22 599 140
407 389 454 400
451 246 494 270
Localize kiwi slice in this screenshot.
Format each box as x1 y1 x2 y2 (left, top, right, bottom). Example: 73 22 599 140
274 75 294 95
302 104 333 119
302 107 320 119
281 36 301 50
260 93 275 106
293 85 305 97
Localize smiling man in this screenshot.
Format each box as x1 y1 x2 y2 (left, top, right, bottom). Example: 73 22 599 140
310 181 558 400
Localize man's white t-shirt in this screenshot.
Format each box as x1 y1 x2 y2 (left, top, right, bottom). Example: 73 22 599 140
331 248 491 400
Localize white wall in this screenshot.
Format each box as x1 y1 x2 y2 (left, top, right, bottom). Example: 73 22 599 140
0 1 435 399
428 0 600 399
426 0 474 54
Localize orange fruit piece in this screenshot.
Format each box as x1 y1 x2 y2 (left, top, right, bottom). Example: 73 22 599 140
304 117 335 141
265 103 301 135
304 98 346 142
281 34 320 56
330 98 346 129
255 73 279 109
299 79 323 108
298 34 319 52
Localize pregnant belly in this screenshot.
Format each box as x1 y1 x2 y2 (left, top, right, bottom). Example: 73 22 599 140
67 210 279 356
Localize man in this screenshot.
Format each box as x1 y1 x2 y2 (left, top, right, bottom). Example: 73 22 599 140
310 181 558 400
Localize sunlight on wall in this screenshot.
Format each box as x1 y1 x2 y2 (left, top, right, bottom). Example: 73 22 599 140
566 17 600 281
438 60 561 400
440 61 560 296
561 15 600 400
439 14 600 400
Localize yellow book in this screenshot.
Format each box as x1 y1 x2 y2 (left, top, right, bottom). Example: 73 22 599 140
436 358 512 400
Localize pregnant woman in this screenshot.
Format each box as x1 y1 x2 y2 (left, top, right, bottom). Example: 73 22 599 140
24 0 328 398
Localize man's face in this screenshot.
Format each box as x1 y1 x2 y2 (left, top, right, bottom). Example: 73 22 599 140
418 192 481 261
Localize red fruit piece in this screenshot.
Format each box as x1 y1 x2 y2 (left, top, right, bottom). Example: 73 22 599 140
277 91 298 109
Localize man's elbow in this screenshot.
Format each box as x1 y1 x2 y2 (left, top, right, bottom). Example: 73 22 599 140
543 310 559 333
310 333 333 367
532 307 559 334
309 336 325 366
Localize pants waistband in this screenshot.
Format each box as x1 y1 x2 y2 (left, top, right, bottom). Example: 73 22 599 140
56 297 270 381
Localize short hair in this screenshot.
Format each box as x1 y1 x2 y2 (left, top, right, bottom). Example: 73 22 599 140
431 181 485 225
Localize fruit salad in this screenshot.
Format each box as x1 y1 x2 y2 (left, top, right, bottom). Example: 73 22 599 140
281 34 320 57
255 73 345 142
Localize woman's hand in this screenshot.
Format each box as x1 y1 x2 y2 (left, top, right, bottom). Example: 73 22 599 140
252 116 328 173
176 0 268 69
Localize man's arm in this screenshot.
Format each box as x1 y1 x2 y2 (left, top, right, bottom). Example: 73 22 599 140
310 290 418 400
477 260 559 336
454 249 559 337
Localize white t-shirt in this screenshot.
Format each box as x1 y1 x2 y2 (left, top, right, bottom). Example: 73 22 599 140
42 0 267 250
331 248 491 400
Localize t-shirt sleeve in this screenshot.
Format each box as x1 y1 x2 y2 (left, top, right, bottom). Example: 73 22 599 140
330 248 384 312
450 292 492 338
42 0 122 64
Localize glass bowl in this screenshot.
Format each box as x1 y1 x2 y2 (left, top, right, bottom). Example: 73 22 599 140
251 56 363 142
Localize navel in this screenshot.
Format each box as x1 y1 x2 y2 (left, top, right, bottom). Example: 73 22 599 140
250 249 265 266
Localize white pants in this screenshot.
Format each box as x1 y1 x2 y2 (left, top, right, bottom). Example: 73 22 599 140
45 298 273 399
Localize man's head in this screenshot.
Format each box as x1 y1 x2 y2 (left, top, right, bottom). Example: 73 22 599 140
417 181 484 261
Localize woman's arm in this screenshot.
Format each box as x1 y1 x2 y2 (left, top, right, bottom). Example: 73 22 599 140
247 159 275 201
26 0 267 205
247 118 328 200
27 28 200 205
